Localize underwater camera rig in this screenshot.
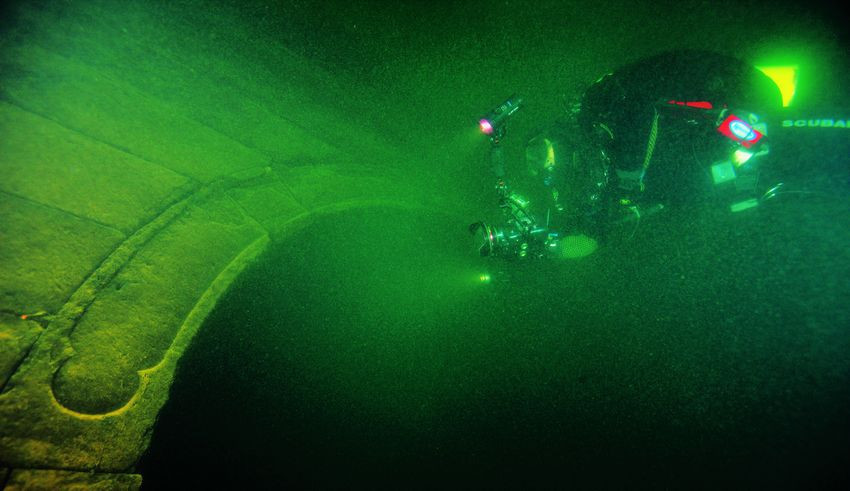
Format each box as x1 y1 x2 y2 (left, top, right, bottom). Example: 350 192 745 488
469 94 562 259
468 182 562 259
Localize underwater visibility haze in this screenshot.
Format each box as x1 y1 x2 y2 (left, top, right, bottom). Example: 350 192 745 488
0 0 848 489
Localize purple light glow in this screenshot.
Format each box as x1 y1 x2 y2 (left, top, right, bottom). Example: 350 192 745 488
479 119 493 135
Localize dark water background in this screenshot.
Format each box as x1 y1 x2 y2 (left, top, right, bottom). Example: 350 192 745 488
139 191 850 488
137 0 850 488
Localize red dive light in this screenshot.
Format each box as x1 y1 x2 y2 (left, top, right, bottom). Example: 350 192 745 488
479 119 494 135
717 113 764 148
478 94 523 137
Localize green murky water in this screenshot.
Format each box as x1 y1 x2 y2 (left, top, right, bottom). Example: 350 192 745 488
131 0 850 488
139 194 850 487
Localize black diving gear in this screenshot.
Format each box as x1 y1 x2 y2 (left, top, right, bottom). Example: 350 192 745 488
470 50 784 259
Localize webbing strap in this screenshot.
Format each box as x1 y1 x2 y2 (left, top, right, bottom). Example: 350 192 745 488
642 108 660 172
632 108 660 192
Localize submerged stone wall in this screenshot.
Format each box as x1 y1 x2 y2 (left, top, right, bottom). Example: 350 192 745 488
0 1 433 487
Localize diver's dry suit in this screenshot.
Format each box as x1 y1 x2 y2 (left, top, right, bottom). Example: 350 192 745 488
550 50 783 241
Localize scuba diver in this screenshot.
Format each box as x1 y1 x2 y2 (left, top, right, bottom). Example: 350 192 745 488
470 49 784 259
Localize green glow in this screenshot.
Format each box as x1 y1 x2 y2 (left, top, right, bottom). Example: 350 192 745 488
756 65 798 107
730 198 759 213
558 234 598 258
479 274 491 283
732 149 754 167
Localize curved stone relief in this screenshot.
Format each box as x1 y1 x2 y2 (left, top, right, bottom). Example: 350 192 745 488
0 0 432 487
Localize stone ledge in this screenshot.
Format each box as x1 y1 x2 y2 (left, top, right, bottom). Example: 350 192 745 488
3 468 141 490
0 165 416 472
0 101 194 234
0 314 42 392
0 192 126 314
53 193 268 413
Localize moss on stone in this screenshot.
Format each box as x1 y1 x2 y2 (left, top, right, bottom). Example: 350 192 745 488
0 193 125 313
52 194 268 414
0 46 269 184
0 101 195 233
0 315 43 390
5 469 141 490
0 0 423 481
